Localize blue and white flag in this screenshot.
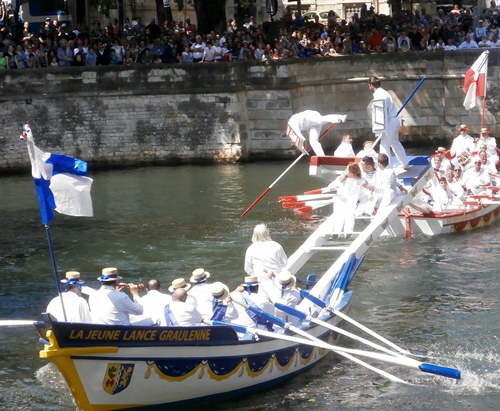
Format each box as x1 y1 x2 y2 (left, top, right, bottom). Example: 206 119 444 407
20 124 93 224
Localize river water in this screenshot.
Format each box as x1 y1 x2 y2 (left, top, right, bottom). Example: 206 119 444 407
0 161 499 410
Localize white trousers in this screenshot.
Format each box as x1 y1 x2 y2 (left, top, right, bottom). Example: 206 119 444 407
379 117 407 167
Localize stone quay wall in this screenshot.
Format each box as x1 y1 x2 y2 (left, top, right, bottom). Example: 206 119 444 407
1 50 499 173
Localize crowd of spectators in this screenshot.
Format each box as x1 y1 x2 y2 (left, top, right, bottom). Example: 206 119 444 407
0 2 499 69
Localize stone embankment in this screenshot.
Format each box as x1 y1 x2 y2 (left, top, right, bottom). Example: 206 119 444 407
1 50 498 173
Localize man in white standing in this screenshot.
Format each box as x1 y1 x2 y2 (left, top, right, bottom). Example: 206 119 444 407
46 271 92 323
89 267 143 325
368 76 408 169
286 110 347 156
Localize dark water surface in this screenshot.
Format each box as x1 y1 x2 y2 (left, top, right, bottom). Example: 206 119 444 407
1 161 499 410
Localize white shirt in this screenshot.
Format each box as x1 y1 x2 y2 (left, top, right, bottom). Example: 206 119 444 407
463 166 491 193
458 39 479 49
46 291 92 323
450 133 474 157
273 287 300 324
89 285 143 325
244 240 288 280
373 86 398 119
188 282 213 319
130 289 171 325
167 301 203 326
334 142 355 157
287 110 346 143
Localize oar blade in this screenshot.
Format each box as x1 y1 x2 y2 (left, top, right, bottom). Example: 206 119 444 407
304 188 324 195
418 363 461 380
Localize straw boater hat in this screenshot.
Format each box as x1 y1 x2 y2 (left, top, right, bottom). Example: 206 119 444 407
480 127 490 134
459 124 469 131
190 268 210 283
61 271 85 284
210 282 229 301
97 267 123 282
168 278 191 293
278 271 296 290
435 147 447 154
244 276 259 286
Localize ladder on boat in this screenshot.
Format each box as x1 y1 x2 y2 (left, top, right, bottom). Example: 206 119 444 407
286 164 433 303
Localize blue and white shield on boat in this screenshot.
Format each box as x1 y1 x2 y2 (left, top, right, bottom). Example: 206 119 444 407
103 363 135 395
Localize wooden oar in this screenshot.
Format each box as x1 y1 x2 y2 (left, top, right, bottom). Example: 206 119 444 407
0 320 36 326
275 303 420 358
279 193 334 203
212 320 408 384
241 153 306 217
300 290 413 356
242 121 338 217
295 202 333 213
248 306 460 380
282 199 334 209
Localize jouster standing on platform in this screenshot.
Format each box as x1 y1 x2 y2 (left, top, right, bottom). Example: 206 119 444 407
46 271 92 323
368 76 408 168
286 110 347 156
89 267 143 325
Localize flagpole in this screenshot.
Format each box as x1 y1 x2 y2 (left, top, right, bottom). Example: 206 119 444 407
481 52 488 129
45 224 68 322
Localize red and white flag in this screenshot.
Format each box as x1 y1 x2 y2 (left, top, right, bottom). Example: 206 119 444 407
463 51 488 110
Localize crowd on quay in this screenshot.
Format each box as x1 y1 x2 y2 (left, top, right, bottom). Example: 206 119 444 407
2 2 500 69
46 224 302 336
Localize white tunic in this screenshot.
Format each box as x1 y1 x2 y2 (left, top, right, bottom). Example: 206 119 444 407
46 291 92 323
167 301 203 326
188 282 213 319
89 285 143 325
244 240 288 281
130 289 171 325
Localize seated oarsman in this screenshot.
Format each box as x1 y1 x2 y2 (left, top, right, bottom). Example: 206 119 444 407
358 156 378 216
474 127 498 165
46 271 92 323
478 150 500 184
209 282 238 322
445 170 465 202
431 147 452 173
168 278 197 306
462 156 491 195
231 276 275 331
430 177 461 212
273 271 301 325
188 268 213 319
333 134 355 157
89 267 143 325
130 279 171 326
356 140 378 160
164 288 203 327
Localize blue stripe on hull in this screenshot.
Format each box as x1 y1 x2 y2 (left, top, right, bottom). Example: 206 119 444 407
121 354 333 411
